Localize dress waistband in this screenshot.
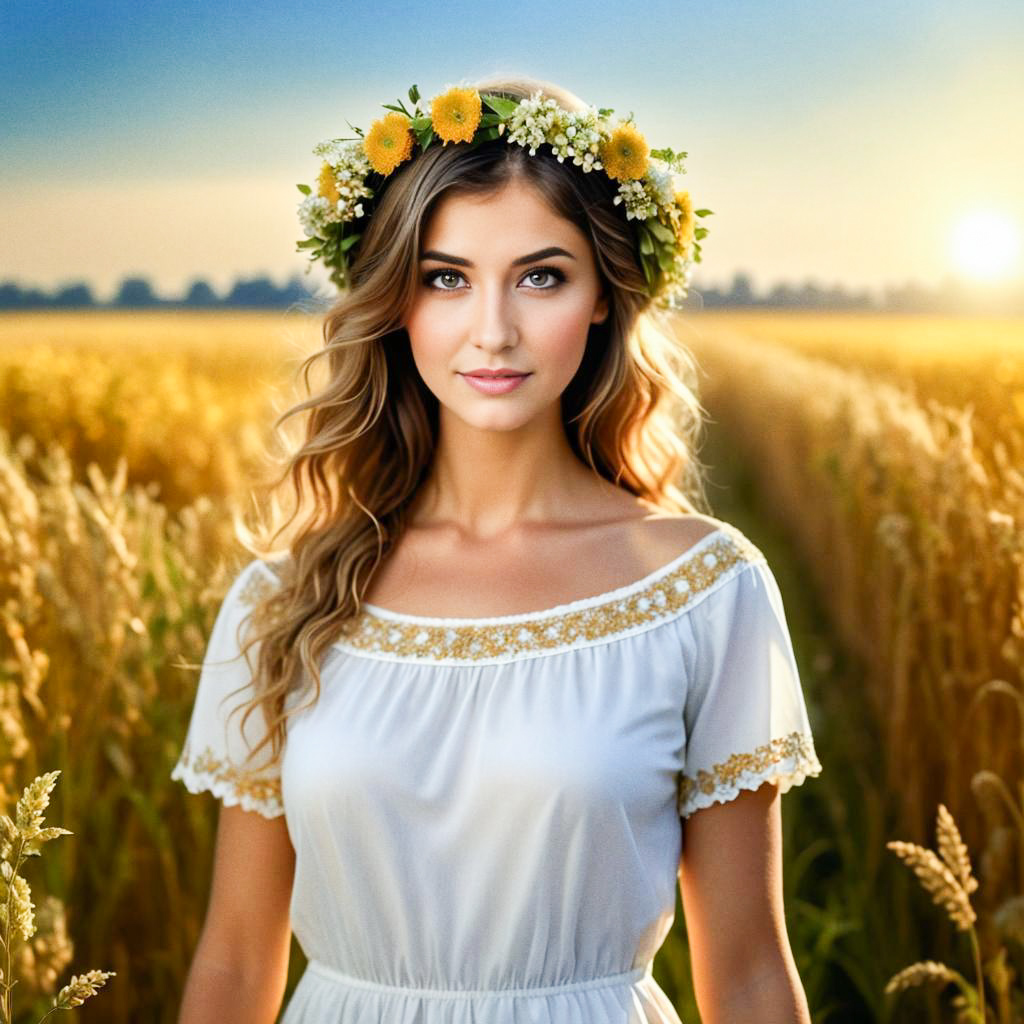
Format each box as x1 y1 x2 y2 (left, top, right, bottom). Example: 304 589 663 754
306 958 651 1000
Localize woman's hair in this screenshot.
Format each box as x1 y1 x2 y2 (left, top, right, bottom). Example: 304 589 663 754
225 74 712 771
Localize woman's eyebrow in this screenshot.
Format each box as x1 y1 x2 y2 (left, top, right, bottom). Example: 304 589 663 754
419 246 577 266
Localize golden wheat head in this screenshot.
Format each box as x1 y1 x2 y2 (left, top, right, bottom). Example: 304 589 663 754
887 840 977 930
936 803 979 895
885 960 962 994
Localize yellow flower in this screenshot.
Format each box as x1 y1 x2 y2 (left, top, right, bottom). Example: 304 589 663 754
599 121 649 181
363 112 415 175
674 189 695 247
430 86 482 145
317 162 340 204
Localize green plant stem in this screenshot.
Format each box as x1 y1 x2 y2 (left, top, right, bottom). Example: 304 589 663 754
969 926 986 1024
2 835 26 1024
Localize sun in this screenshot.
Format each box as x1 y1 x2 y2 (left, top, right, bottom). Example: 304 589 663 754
949 210 1021 281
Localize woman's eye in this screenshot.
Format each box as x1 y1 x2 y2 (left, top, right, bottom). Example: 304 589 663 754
523 267 565 289
422 266 566 292
424 269 464 290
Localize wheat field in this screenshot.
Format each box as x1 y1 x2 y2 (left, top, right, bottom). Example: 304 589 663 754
676 309 1024 1022
1 309 1022 1022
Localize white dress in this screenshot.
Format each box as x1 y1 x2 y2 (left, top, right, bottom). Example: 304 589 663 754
171 518 822 1023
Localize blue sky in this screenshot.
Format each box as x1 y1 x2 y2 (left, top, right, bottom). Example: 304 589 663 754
3 0 1023 300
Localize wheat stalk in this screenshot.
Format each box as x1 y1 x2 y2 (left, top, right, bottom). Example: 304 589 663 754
0 771 115 1024
886 804 987 1024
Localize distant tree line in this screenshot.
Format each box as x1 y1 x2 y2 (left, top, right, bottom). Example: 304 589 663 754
0 270 1021 313
0 275 323 311
687 271 1024 314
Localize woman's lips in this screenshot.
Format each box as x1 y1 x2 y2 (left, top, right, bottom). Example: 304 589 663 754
459 372 532 395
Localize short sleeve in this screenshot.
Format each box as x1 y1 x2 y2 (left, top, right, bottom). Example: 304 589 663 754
677 558 822 819
170 559 285 819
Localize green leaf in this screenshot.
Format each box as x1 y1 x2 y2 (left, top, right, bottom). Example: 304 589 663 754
649 146 688 164
655 245 675 272
598 107 615 117
646 220 675 244
408 84 420 104
637 226 655 255
481 94 520 118
478 112 502 128
381 103 412 118
340 233 361 252
411 114 432 131
415 125 435 150
694 226 708 240
296 183 312 195
296 237 321 249
694 208 713 217
640 253 655 288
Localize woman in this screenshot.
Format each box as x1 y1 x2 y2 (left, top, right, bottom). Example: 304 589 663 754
172 74 823 1024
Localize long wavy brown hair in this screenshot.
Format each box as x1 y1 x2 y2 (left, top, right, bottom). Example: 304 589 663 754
224 73 713 773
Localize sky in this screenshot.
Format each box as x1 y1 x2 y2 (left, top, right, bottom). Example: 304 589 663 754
3 0 1023 302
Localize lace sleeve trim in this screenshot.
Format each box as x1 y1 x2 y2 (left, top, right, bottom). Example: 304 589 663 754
678 729 822 819
171 745 284 820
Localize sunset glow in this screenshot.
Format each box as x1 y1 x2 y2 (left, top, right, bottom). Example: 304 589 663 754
950 210 1022 281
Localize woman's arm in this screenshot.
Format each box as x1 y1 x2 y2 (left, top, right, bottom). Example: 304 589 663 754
678 780 812 1024
176 803 296 1024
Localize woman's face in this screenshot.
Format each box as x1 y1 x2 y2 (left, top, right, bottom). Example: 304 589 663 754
402 175 609 434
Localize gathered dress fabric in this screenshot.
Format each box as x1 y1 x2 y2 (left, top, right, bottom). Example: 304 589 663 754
171 518 823 1023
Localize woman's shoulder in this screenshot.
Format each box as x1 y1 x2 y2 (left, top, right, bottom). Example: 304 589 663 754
657 518 791 646
631 513 777 635
634 512 766 570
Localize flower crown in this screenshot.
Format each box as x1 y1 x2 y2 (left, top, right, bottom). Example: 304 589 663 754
296 83 712 309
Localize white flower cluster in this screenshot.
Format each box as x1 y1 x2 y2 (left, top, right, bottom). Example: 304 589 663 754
313 138 368 171
644 158 677 207
505 92 563 155
546 107 605 171
656 252 695 310
297 140 374 237
612 157 680 221
505 92 605 172
297 195 333 239
613 180 659 221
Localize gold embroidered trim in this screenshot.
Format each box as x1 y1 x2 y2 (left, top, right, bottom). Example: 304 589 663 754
177 743 284 811
677 730 819 813
337 527 763 662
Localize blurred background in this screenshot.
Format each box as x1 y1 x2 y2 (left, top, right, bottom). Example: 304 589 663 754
2 1 1023 1022
3 0 1023 311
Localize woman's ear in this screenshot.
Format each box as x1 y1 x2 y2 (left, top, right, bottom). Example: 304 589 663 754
591 290 610 325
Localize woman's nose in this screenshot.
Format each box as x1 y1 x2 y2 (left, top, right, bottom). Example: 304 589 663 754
471 280 518 349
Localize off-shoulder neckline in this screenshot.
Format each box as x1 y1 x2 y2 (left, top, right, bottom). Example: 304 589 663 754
357 524 729 627
246 520 765 664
